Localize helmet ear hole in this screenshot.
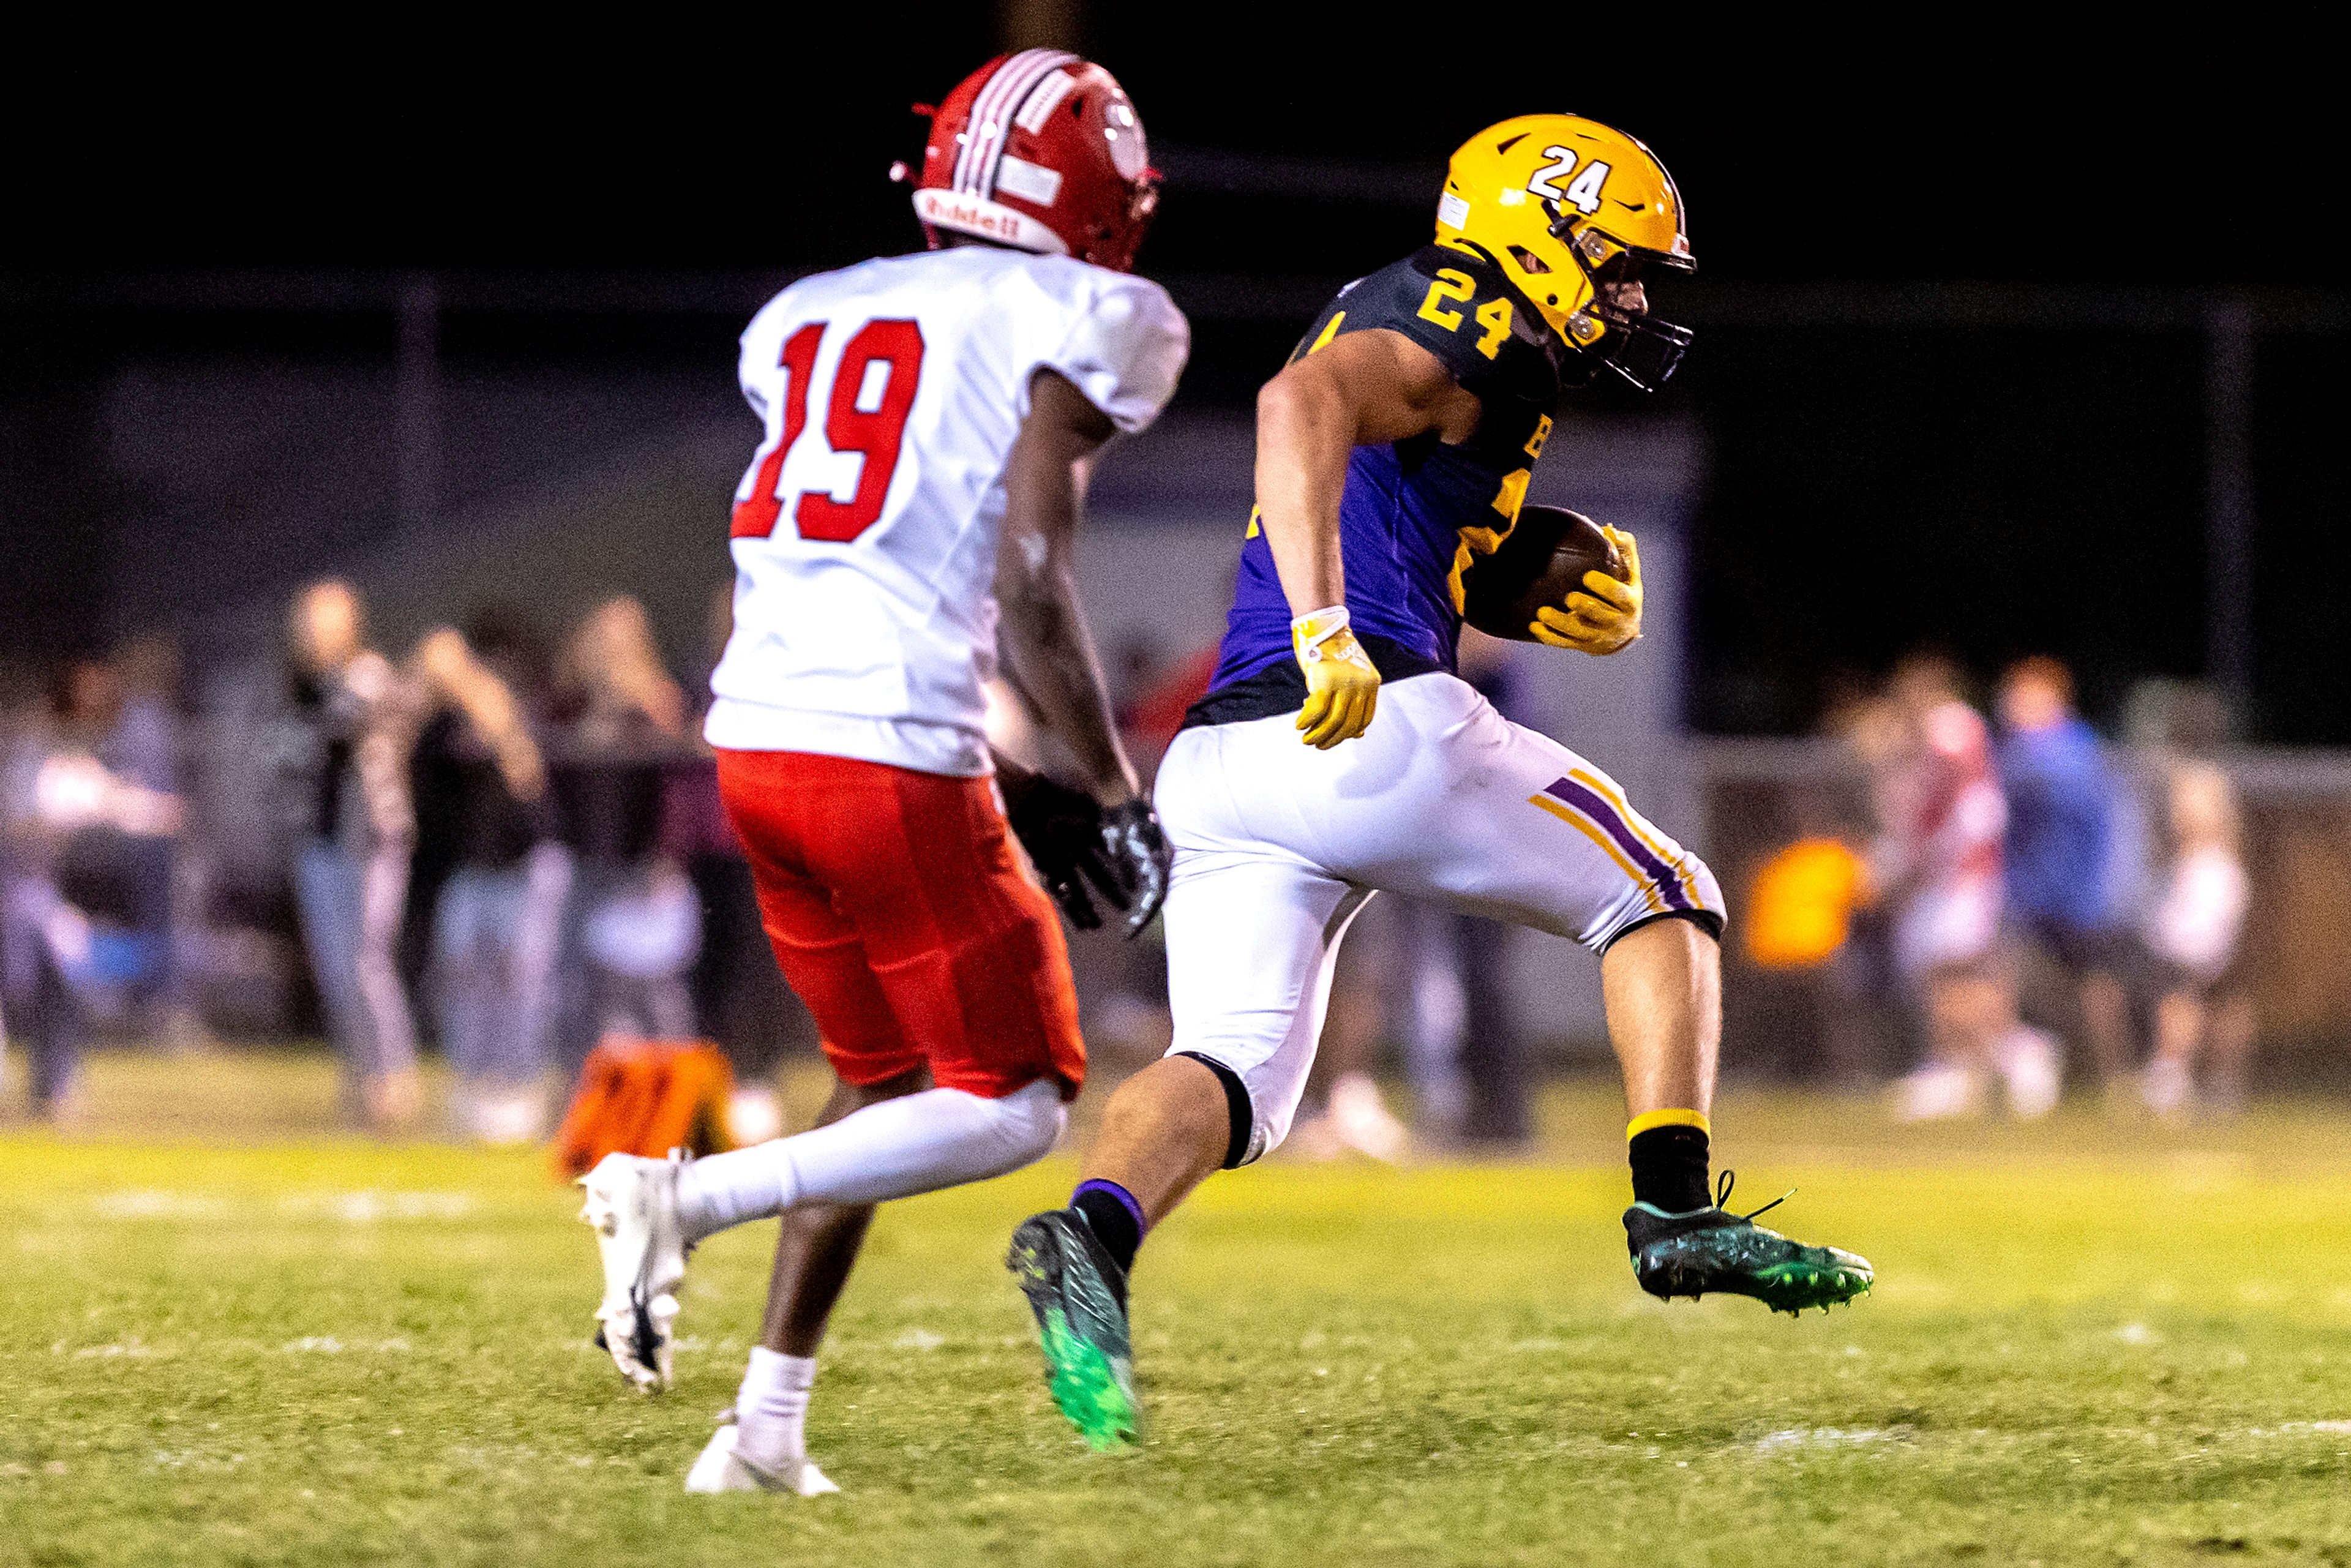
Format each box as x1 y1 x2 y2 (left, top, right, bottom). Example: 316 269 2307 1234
1505 245 1553 275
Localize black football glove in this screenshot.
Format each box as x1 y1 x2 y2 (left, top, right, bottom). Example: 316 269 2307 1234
1098 797 1173 939
1000 768 1172 939
1000 768 1121 931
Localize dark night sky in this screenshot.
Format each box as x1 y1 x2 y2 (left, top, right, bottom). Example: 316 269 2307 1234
6 12 2349 736
6 13 2343 286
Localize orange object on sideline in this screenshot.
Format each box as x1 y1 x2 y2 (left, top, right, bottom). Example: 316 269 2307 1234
1744 838 1869 970
551 1037 739 1178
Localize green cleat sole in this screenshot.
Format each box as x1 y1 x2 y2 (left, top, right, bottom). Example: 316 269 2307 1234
1037 1305 1139 1451
1008 1214 1141 1452
1751 1260 1874 1316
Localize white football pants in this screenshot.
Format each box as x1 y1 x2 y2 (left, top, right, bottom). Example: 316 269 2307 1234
1154 672 1723 1165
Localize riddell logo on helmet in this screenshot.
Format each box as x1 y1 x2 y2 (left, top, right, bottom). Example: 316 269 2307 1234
912 187 1070 256
920 192 1014 236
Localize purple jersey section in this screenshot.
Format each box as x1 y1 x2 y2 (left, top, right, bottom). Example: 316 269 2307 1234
1210 437 1510 688
1201 246 1566 702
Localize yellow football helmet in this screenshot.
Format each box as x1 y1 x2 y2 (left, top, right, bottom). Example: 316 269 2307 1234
1437 114 1695 390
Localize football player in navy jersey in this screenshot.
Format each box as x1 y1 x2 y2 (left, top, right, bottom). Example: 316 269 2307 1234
1010 116 1871 1450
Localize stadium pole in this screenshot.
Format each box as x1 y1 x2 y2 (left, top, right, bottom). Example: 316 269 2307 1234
2204 297 2255 730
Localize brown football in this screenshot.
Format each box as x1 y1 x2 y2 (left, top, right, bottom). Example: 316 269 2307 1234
1460 505 1627 642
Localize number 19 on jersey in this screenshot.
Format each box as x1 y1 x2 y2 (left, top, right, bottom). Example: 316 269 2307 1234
731 318 928 544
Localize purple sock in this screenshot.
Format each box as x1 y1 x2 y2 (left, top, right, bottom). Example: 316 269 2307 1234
1070 1179 1146 1274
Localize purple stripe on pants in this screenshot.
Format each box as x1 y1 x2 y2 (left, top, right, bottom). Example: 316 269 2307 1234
1539 776 1691 912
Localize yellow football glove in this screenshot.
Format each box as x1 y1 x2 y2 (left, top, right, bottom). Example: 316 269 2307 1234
1292 606 1381 749
1531 527 1643 656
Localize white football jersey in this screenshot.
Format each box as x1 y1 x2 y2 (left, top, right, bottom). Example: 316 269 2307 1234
705 246 1189 776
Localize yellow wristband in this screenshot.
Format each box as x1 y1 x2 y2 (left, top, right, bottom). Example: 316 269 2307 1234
1625 1108 1710 1141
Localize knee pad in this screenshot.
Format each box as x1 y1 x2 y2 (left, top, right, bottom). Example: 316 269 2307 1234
1174 1051 1256 1168
1600 906 1727 955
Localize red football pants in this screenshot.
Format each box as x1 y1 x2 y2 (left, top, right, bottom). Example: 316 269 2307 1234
714 748 1084 1100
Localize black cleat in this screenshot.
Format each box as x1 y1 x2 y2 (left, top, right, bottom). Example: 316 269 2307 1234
1625 1173 1873 1316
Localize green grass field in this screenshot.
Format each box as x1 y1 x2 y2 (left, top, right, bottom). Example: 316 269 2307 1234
7 1049 2351 1566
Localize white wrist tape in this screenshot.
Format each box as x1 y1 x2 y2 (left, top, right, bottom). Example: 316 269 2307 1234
1292 606 1352 662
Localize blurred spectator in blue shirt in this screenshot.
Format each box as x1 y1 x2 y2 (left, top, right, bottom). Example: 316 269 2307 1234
1995 656 2134 1091
3 656 184 1120
99 636 204 1052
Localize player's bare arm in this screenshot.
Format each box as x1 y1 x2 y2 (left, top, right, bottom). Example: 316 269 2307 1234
994 366 1138 807
1254 328 1481 608
994 367 1176 935
1254 329 1479 748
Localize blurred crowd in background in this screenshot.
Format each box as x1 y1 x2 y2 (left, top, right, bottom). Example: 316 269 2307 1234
0 582 802 1141
0 577 2320 1147
1728 655 2259 1125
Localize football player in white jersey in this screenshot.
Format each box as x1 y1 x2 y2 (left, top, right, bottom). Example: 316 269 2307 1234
1010 116 1872 1450
575 50 1189 1494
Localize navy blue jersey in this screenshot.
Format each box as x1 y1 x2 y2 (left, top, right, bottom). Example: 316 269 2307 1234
1190 243 1567 726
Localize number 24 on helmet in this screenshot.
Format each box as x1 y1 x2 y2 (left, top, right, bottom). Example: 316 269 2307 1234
1439 113 1697 392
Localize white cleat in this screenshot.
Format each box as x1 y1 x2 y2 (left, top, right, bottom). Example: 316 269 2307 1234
684 1414 839 1497
577 1150 689 1392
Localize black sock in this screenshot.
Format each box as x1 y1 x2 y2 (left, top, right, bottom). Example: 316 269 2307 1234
1629 1125 1712 1214
1070 1180 1144 1275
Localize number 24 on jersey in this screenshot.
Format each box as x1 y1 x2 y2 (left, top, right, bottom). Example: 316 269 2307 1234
731 318 927 544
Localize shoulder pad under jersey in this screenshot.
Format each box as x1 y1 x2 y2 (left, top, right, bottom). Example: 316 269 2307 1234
1287 244 1565 408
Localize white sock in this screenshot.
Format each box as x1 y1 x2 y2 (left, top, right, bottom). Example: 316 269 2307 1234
735 1347 816 1472
675 1078 1065 1242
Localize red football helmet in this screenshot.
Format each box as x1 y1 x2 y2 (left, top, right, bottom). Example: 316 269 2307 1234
905 51 1160 273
